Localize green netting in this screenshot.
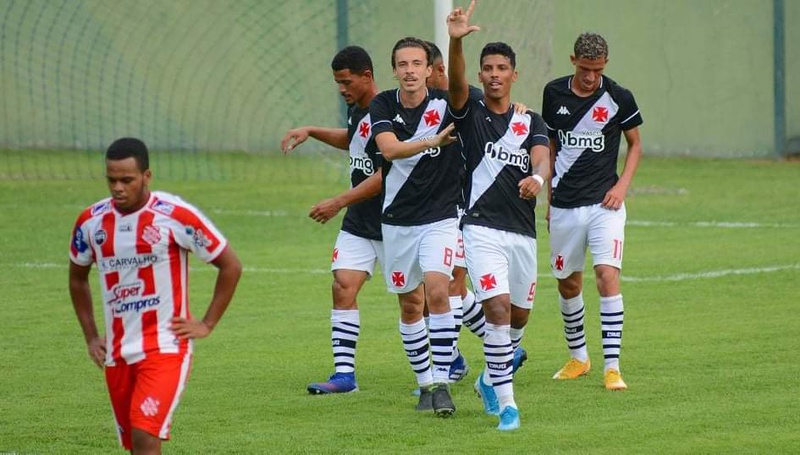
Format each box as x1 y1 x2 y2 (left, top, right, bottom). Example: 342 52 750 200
0 0 553 180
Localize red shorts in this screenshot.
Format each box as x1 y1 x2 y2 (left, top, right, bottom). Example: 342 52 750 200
105 352 192 450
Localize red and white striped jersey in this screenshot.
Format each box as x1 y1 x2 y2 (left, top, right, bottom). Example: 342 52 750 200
69 191 228 366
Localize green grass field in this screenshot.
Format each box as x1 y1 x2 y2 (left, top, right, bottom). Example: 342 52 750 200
1 153 799 454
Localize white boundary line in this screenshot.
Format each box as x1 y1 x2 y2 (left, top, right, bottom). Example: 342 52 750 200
14 262 800 282
628 220 800 229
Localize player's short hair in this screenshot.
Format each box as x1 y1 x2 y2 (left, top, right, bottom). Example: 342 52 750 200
106 137 149 171
331 45 374 76
573 32 608 60
480 42 516 68
425 40 443 64
391 36 432 69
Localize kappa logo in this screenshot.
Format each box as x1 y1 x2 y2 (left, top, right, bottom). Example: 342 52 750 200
556 106 570 115
393 114 405 125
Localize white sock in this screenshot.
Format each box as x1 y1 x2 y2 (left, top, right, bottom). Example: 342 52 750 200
331 309 359 374
600 294 624 372
560 293 589 362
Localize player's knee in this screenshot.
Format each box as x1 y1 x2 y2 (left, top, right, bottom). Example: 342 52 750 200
558 274 582 298
594 265 620 296
131 427 160 455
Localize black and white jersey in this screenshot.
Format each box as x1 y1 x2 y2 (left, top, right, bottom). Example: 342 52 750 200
542 75 643 209
370 88 460 226
452 91 549 238
342 104 382 240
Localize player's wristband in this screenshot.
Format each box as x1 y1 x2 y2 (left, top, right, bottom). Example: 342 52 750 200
532 174 544 186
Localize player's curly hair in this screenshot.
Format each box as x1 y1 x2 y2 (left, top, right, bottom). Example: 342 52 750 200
391 36 432 69
573 32 608 60
331 45 374 76
480 42 516 68
106 137 149 171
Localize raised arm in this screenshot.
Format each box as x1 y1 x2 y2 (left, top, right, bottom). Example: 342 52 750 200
447 0 481 111
281 126 349 153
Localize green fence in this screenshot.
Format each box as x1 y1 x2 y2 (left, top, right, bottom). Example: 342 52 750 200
0 0 795 181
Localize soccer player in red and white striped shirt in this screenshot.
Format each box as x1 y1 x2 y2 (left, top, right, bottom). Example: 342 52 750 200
69 137 242 453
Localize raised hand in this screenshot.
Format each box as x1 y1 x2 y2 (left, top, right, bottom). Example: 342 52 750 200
447 0 480 39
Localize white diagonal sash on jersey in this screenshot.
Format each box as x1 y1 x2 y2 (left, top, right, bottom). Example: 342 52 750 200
468 112 530 210
382 98 448 212
552 92 618 189
350 113 375 182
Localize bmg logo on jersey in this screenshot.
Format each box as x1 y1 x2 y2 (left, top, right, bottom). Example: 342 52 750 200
418 136 441 158
558 130 605 152
484 142 529 172
349 154 374 175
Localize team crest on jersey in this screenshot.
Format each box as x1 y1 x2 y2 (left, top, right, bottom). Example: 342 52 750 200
142 225 161 245
592 106 609 123
151 199 175 215
72 228 88 253
94 229 107 245
423 109 441 127
358 121 370 138
511 122 528 136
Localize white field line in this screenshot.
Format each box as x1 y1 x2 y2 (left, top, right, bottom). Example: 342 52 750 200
16 262 800 282
628 220 800 229
621 264 800 282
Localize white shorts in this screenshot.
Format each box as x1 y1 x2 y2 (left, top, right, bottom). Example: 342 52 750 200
463 224 538 310
382 218 458 294
331 230 383 277
549 203 626 280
